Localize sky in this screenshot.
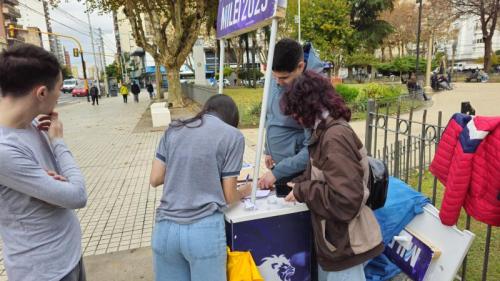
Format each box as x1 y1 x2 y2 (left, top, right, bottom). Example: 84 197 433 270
48 1 117 75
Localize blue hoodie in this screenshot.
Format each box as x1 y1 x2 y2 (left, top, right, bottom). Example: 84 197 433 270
265 46 324 180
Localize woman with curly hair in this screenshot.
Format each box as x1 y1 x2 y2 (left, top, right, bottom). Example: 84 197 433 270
281 71 384 281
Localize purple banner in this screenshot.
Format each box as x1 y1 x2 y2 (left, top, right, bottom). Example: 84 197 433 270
216 0 276 39
384 231 435 281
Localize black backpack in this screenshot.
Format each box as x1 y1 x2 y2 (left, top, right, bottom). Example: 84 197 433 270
366 157 389 210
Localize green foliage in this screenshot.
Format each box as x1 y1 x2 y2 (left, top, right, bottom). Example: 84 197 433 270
345 53 379 67
356 83 402 104
348 0 394 52
61 66 73 79
301 0 354 63
496 50 500 56
215 66 233 80
335 84 359 103
106 61 121 79
375 56 437 75
237 69 264 81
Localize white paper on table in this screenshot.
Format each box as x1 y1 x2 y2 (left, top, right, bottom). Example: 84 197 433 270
244 189 271 199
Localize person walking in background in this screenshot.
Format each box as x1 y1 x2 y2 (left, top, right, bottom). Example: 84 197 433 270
90 82 99 106
146 81 154 100
131 81 140 103
120 83 129 104
0 44 88 281
149 94 252 281
281 71 384 281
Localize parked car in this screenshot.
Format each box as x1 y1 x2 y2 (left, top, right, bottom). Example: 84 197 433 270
217 79 231 87
256 78 265 86
62 78 78 93
71 85 88 97
452 63 464 72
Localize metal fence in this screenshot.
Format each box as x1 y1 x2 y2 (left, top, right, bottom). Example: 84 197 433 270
364 99 495 281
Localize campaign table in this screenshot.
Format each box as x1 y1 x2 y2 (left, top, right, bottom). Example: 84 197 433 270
224 194 314 281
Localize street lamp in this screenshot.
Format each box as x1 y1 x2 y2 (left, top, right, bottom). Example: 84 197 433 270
415 0 424 79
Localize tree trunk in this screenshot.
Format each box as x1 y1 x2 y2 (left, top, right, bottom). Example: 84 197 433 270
484 36 493 72
425 34 433 90
166 66 183 107
244 34 251 87
251 33 257 88
154 59 164 100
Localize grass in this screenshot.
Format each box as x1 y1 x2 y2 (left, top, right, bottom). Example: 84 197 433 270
225 84 423 127
224 87 263 128
407 171 499 281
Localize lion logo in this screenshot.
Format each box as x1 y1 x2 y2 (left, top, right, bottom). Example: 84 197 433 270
257 254 296 281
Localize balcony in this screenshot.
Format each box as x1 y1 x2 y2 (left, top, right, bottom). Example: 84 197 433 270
2 4 21 19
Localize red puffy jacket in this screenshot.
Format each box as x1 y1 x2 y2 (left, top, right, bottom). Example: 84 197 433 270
430 113 500 226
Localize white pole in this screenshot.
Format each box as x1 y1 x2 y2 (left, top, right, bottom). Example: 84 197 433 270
298 0 301 43
86 1 100 95
251 18 279 204
218 39 225 94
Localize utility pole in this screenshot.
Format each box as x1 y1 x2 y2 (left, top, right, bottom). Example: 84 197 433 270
415 0 424 81
86 1 101 97
98 28 110 97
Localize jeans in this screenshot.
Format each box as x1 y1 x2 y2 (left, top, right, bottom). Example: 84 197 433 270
152 212 227 281
318 263 366 281
133 94 139 102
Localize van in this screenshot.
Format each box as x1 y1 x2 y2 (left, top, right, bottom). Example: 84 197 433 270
62 79 78 93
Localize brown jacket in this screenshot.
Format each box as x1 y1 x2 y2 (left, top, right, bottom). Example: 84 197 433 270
293 117 384 271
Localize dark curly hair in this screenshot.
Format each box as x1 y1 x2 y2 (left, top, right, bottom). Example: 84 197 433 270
280 70 351 128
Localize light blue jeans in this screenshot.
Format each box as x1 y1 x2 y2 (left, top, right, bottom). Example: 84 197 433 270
152 212 227 281
318 263 366 281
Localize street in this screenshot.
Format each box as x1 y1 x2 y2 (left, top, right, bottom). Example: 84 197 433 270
58 92 85 107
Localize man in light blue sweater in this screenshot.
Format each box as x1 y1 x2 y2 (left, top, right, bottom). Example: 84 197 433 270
0 44 87 281
258 39 324 189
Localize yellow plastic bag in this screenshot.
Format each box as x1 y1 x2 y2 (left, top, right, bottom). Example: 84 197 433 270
227 247 264 281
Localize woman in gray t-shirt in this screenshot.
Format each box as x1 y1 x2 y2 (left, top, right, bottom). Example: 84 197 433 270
149 94 252 281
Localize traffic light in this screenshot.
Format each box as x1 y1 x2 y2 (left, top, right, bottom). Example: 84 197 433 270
8 24 16 38
73 48 80 57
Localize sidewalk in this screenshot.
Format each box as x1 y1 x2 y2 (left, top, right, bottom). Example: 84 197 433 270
0 92 261 280
0 83 498 280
